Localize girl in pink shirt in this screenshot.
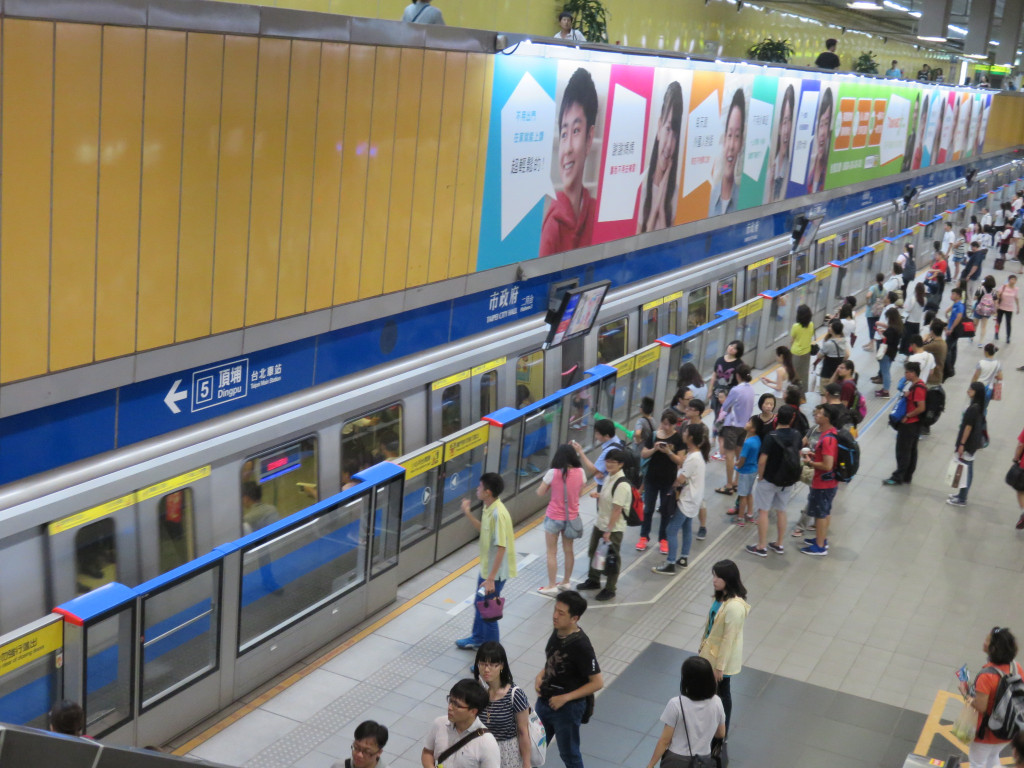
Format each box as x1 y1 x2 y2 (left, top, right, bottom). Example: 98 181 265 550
536 444 587 594
995 275 1020 343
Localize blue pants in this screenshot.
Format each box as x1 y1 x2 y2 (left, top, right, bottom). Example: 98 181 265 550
879 354 893 391
956 458 974 502
470 575 505 645
536 697 586 768
665 509 692 562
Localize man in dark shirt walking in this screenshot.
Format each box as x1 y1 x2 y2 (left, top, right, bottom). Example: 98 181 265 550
815 39 840 69
535 591 603 768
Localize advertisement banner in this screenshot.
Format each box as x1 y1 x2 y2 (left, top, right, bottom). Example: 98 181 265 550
763 77 799 204
678 71 724 224
788 80 821 197
637 68 691 234
737 75 773 211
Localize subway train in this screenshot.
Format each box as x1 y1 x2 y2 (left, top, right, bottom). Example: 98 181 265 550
0 157 1015 640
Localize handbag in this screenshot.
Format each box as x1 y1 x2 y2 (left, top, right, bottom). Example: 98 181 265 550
659 696 714 768
951 697 978 745
875 342 887 361
945 456 968 489
993 380 1003 401
591 539 610 571
1006 463 1024 491
476 593 505 622
710 736 728 768
563 477 584 539
514 687 547 766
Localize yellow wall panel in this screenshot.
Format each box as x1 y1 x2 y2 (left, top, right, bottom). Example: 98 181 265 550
50 23 101 372
245 38 291 326
137 30 186 352
176 33 224 342
382 48 424 294
427 53 466 284
212 35 258 334
405 50 445 288
468 55 494 270
95 26 145 362
277 40 321 319
306 42 349 312
1 20 53 382
447 53 486 279
358 46 401 299
333 44 375 305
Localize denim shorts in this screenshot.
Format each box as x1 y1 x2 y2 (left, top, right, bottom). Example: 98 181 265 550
736 472 756 497
807 486 837 519
544 515 584 539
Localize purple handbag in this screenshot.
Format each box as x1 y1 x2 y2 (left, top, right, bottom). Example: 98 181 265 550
476 594 505 622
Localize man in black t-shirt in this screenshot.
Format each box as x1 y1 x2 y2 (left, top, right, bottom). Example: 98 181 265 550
535 591 603 768
814 38 840 69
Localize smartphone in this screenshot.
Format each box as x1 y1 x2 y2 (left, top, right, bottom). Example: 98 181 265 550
656 441 668 449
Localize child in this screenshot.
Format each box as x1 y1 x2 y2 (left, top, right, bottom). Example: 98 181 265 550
732 417 761 526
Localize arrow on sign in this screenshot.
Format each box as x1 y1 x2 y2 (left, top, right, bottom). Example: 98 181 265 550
164 380 188 414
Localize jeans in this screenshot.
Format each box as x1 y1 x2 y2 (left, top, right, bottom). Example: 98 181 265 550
997 308 1013 341
892 421 921 483
665 509 692 562
536 697 587 768
718 675 733 734
640 480 674 541
956 457 975 502
879 354 894 391
470 575 505 645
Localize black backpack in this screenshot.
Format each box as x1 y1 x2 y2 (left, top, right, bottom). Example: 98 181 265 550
978 662 1024 740
919 385 946 427
771 430 803 487
830 428 860 482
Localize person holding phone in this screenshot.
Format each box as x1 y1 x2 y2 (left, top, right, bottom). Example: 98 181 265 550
638 411 685 554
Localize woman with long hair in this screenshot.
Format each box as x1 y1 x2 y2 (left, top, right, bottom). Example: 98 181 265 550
902 281 927 355
958 627 1021 768
766 85 795 203
653 424 708 573
698 560 750 736
971 343 1003 405
947 382 988 507
790 304 814 392
974 274 999 346
708 340 744 461
806 88 834 194
875 307 903 397
995 274 1020 342
677 362 708 402
709 89 746 216
472 642 531 768
536 444 586 594
638 411 685 554
641 81 684 233
763 346 799 393
644 656 725 768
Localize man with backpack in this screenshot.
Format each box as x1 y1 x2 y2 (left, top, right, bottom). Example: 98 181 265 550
834 361 865 434
746 405 802 558
884 362 927 486
575 448 631 602
800 404 840 557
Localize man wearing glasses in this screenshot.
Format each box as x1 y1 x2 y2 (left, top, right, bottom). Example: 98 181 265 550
422 679 500 768
334 721 389 768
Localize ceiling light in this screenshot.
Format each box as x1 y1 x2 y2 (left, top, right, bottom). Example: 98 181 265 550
882 0 908 9
917 36 947 41
847 0 882 7
964 53 989 59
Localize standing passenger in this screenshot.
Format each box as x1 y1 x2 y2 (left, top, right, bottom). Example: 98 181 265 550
746 405 802 557
884 362 927 486
421 680 500 768
698 561 750 735
473 643 531 768
456 473 517 650
715 364 755 496
638 412 684 554
575 449 630 602
402 0 445 24
333 721 389 768
653 424 708 573
800 404 839 556
536 446 586 595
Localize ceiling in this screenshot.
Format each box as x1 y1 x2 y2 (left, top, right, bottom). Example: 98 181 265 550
754 0 1021 61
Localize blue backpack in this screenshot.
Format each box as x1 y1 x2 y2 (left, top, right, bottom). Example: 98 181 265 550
889 382 926 430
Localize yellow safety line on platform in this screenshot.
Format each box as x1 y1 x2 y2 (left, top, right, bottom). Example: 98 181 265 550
173 514 545 756
912 689 1015 766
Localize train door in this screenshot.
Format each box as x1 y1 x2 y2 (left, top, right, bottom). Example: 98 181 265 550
47 494 142 605
642 291 682 344
596 316 629 365
430 375 469 442
135 467 213 584
715 275 737 312
833 233 849 299
744 258 772 301
814 236 835 270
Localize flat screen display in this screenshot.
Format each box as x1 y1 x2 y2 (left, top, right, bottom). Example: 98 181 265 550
795 214 824 252
543 281 611 349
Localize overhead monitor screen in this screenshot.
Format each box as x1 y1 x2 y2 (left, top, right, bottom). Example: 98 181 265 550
795 214 825 252
543 281 612 349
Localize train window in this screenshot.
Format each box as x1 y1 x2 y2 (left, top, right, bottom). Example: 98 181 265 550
76 518 117 594
775 254 792 289
341 403 403 476
687 286 710 330
479 371 498 417
516 351 544 408
157 489 196 574
440 384 463 437
242 437 318 530
665 299 680 335
716 278 735 311
745 261 770 299
597 318 628 364
644 307 659 345
836 236 848 261
791 250 806 277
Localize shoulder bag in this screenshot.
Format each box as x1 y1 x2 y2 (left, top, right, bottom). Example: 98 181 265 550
513 686 547 766
659 697 714 768
563 473 583 539
436 727 489 767
1006 463 1024 491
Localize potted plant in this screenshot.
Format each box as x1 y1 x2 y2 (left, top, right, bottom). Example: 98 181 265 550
561 0 609 44
853 51 879 74
747 37 794 63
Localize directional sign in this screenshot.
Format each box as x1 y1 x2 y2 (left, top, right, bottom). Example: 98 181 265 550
164 380 188 414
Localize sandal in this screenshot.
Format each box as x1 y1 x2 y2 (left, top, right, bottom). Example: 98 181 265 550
791 527 805 537
715 485 736 495
538 585 560 596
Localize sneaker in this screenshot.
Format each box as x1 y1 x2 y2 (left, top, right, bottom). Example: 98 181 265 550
575 578 601 590
870 376 882 384
455 637 480 650
676 557 688 568
1016 515 1024 530
712 451 725 461
652 563 676 575
636 536 649 551
883 478 902 486
595 588 616 602
659 539 669 554
768 542 785 555
874 389 890 397
745 544 768 557
696 527 707 540
803 538 829 548
725 507 739 515
800 543 828 556
946 495 967 507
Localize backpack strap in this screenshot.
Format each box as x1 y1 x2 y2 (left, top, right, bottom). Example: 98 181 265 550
436 728 489 765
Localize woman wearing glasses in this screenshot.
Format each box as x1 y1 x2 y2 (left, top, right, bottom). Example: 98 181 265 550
334 721 389 768
473 642 532 768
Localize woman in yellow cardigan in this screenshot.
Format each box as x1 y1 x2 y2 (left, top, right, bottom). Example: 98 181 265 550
698 560 751 736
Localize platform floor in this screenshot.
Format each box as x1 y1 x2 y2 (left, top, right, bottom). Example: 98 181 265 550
175 299 1024 768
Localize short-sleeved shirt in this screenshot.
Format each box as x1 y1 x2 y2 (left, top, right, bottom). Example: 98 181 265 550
542 467 586 521
908 351 935 387
713 357 741 389
539 628 600 700
760 427 801 486
597 469 631 533
932 258 948 276
424 716 500 768
721 383 755 428
659 696 726 757
812 428 839 489
942 229 956 254
482 685 530 742
814 51 840 69
479 499 515 581
998 284 1018 311
923 338 947 385
974 662 1024 744
947 301 965 333
975 358 1001 388
594 437 623 489
677 452 706 518
402 1 445 24
903 381 927 424
790 323 814 355
555 28 586 41
737 435 760 475
645 431 684 486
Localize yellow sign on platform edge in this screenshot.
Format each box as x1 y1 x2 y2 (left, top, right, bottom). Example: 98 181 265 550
0 621 62 678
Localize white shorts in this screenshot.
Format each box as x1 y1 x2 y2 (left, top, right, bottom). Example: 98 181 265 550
754 479 793 513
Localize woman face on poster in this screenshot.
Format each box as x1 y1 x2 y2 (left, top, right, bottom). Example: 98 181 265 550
808 89 833 192
912 93 928 169
718 89 746 206
768 85 795 202
640 81 683 233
